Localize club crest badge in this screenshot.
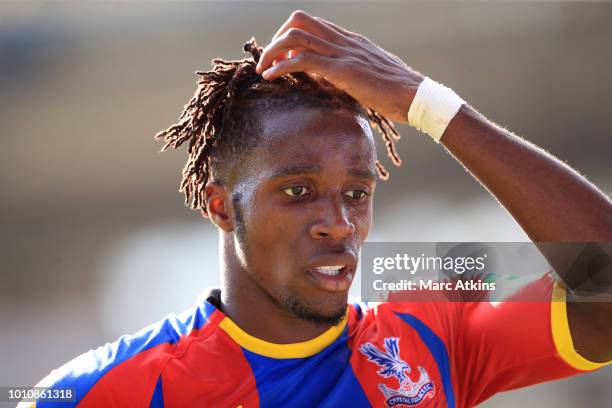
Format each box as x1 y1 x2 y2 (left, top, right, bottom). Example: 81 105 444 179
359 337 435 407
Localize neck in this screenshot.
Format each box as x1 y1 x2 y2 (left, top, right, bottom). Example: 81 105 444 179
218 232 340 344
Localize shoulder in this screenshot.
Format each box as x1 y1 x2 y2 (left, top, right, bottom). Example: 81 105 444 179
33 298 222 407
350 298 458 327
347 297 462 358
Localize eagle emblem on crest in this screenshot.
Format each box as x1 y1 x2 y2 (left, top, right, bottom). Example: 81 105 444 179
359 337 435 407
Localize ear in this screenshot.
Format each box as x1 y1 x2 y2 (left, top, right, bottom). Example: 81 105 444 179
204 181 234 232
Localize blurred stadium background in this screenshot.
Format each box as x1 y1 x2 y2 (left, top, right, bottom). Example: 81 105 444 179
1 1 611 407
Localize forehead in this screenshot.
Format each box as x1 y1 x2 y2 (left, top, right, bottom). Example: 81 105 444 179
252 107 376 173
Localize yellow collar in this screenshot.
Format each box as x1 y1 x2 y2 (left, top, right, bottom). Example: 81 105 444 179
218 311 348 359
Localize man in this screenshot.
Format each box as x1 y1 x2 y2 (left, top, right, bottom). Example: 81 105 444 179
27 11 610 408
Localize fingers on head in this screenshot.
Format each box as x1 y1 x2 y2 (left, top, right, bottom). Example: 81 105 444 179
263 51 335 80
274 10 346 44
259 27 339 72
281 27 340 56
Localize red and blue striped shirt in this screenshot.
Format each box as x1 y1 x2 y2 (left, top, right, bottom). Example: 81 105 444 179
27 274 609 407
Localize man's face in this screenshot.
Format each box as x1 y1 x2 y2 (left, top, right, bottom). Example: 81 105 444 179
230 107 376 324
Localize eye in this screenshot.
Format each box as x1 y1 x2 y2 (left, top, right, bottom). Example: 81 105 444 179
282 186 310 197
344 189 368 200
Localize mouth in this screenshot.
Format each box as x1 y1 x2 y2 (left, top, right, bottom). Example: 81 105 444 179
306 264 355 293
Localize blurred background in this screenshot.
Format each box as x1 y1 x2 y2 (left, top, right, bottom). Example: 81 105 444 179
1 1 611 407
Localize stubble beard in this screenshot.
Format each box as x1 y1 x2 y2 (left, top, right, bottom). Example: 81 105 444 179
275 285 348 326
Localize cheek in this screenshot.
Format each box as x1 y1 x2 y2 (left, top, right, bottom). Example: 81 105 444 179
242 199 303 272
245 185 307 242
352 205 372 244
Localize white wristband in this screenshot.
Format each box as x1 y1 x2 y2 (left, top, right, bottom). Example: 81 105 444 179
407 77 465 143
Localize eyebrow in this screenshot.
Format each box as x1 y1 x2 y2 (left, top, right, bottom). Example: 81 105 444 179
270 164 323 179
348 168 377 181
270 164 376 181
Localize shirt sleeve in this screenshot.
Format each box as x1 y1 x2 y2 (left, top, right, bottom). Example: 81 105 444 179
25 343 164 408
23 310 193 408
452 273 611 407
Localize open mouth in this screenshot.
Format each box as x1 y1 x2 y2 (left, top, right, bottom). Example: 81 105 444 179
306 264 354 292
312 265 347 276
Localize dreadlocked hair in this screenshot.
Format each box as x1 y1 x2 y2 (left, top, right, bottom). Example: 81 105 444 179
155 38 402 217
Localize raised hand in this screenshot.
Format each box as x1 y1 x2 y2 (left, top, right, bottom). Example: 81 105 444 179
255 10 424 123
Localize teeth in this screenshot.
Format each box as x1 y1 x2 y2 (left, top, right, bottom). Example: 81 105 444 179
318 265 345 271
314 265 345 276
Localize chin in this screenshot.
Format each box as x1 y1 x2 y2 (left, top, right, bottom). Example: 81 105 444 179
276 286 348 326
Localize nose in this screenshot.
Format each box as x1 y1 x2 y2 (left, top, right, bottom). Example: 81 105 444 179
310 196 356 241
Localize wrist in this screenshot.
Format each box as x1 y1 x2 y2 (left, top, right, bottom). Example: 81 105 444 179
406 76 465 143
395 72 425 124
